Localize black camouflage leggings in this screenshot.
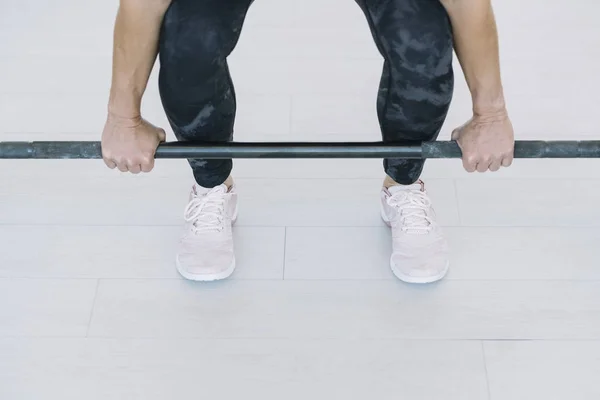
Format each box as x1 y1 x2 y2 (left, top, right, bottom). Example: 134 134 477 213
158 0 454 187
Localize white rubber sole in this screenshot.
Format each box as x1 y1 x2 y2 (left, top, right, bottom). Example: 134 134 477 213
176 256 236 282
390 259 449 284
381 205 449 284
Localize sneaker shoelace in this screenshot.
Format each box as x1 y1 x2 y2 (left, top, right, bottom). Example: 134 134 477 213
184 188 227 234
387 190 434 234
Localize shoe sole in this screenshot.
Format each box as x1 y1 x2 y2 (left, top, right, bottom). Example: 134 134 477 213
176 256 237 282
380 206 450 284
390 259 449 284
176 200 239 282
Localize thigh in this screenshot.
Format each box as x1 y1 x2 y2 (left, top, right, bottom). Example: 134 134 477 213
158 0 254 135
357 0 454 141
159 0 254 77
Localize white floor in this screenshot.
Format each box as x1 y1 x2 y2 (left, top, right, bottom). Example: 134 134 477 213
1 0 600 399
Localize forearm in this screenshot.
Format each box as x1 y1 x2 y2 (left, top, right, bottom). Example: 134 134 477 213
441 0 506 116
108 0 172 119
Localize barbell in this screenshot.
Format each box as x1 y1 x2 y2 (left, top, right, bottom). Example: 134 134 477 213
0 140 599 159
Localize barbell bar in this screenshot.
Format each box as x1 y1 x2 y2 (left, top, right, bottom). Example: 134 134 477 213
0 140 600 159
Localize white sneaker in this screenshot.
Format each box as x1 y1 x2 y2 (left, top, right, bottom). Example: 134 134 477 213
380 181 449 283
176 183 238 281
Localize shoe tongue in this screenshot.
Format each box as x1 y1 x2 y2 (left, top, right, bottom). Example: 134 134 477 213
194 184 227 196
388 184 430 234
190 184 227 227
388 183 422 194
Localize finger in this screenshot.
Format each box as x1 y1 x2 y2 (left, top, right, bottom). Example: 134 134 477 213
157 128 167 142
489 159 502 172
103 157 117 169
462 155 478 173
141 156 155 173
477 158 492 173
451 128 461 141
501 154 514 168
116 160 129 173
128 163 142 174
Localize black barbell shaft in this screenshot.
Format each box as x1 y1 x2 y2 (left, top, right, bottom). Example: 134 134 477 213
1 140 600 159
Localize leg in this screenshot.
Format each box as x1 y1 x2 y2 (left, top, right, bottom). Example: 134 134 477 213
356 0 454 184
158 0 253 188
160 0 252 281
358 0 454 283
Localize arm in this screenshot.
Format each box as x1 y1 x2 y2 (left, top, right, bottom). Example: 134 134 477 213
440 0 505 115
102 0 172 174
108 0 172 118
440 0 515 172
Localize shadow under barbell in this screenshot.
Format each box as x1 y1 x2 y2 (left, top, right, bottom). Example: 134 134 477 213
1 140 600 159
